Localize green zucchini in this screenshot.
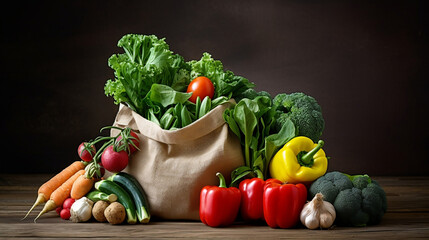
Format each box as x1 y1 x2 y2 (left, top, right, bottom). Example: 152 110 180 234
94 180 137 224
86 190 117 203
107 172 151 223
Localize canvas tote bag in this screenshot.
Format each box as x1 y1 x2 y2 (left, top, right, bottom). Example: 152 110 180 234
110 102 244 220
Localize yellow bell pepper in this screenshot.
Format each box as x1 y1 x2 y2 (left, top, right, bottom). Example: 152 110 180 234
269 136 327 183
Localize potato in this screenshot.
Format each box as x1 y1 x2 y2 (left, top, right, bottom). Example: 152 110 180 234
104 202 126 225
92 201 109 222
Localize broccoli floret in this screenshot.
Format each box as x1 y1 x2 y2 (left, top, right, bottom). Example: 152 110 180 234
273 92 324 142
309 171 387 227
362 181 388 225
334 188 370 226
308 171 353 203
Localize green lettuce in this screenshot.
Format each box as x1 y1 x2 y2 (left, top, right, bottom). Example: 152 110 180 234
104 34 191 115
104 34 254 130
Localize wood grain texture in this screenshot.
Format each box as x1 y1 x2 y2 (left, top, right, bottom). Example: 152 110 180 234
0 174 428 239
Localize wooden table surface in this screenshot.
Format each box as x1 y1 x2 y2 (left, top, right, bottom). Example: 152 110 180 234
1 174 428 239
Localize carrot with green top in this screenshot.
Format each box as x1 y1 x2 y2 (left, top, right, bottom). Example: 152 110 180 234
22 161 85 220
34 169 85 222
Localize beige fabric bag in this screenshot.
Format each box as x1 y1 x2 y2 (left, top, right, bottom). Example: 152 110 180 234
110 102 244 220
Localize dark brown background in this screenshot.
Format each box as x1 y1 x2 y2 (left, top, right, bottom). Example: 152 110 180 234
2 0 428 175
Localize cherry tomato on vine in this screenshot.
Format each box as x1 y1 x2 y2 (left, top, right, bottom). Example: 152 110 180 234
116 131 140 154
186 76 215 103
77 142 96 162
101 145 129 173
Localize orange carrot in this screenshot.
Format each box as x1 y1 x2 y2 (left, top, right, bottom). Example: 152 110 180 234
70 174 95 199
34 169 85 222
22 161 84 220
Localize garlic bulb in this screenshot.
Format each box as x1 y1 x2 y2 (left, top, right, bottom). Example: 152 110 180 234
300 193 336 229
70 197 94 223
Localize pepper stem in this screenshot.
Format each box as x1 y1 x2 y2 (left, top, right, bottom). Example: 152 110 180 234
216 172 227 188
301 140 324 166
254 169 264 180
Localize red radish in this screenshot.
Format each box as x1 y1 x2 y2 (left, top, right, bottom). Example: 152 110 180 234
60 208 71 220
77 142 96 162
101 145 129 173
62 198 75 209
56 206 62 216
116 131 140 154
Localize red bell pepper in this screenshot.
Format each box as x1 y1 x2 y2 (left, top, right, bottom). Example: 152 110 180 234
200 172 241 227
239 178 266 221
263 179 307 228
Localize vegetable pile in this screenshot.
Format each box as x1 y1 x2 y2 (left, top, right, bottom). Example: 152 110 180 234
23 126 150 225
23 34 387 230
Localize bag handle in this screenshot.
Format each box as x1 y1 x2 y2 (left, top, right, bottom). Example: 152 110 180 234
114 101 233 144
113 104 138 129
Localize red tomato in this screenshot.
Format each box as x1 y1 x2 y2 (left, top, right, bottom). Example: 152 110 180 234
116 131 140 154
60 208 71 220
77 142 96 162
63 198 75 209
186 76 215 103
101 145 129 173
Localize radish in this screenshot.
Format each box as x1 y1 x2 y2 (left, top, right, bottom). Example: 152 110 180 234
56 206 62 216
63 198 75 209
60 208 71 220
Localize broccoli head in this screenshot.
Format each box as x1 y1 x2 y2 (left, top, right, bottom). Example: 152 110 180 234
273 92 324 142
309 171 387 227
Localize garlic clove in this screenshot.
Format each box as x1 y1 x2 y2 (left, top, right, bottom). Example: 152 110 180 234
300 206 312 223
305 215 320 230
319 212 333 228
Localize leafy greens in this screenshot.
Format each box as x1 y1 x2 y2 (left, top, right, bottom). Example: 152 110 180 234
104 34 323 186
189 53 255 99
223 96 296 184
105 34 252 130
105 34 191 116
